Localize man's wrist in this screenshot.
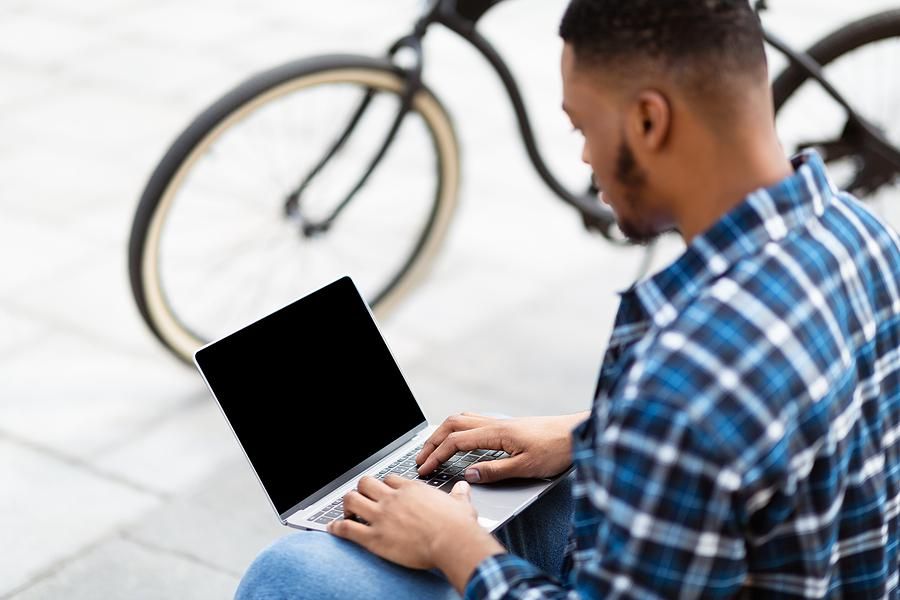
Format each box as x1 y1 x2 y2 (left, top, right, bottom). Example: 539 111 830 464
432 522 506 594
562 410 590 448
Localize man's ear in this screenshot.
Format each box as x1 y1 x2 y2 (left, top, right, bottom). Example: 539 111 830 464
628 89 670 152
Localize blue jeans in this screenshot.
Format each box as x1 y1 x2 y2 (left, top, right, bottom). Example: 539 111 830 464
235 474 574 599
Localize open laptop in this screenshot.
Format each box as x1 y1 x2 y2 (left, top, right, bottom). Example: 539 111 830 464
194 275 571 533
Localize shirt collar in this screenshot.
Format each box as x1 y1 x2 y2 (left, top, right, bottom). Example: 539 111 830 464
627 149 837 329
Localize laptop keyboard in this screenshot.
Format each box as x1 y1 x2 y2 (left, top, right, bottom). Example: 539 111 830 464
307 444 509 525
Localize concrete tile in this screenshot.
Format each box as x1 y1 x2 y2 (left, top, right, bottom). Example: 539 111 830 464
0 215 97 297
0 307 47 358
377 325 430 368
380 258 540 348
13 0 153 25
1 0 28 14
95 398 244 495
11 537 238 600
402 361 513 424
0 14 112 70
66 39 242 105
3 83 189 159
128 457 288 577
59 197 139 249
0 64 59 112
404 263 617 420
0 144 142 226
0 440 160 596
210 25 343 74
382 197 640 351
374 164 627 343
112 3 262 49
10 250 168 355
0 333 201 459
207 0 419 72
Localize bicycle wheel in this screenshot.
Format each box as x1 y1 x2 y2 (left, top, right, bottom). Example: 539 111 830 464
129 54 460 363
772 9 900 232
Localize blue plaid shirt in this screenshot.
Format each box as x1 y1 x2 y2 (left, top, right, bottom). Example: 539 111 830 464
466 151 900 599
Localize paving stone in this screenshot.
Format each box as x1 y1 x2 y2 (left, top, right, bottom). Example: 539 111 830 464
0 64 60 112
95 398 244 495
0 14 116 70
404 262 620 420
4 82 187 159
128 456 289 577
0 215 97 298
0 306 47 359
65 39 240 105
58 196 139 250
11 537 238 600
10 251 170 355
402 360 516 424
11 0 153 25
0 143 142 225
110 3 263 50
0 333 201 460
0 440 160 596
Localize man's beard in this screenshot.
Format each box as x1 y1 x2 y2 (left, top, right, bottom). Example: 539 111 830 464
613 139 663 245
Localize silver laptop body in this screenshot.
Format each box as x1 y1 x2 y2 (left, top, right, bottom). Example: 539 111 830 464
194 276 571 533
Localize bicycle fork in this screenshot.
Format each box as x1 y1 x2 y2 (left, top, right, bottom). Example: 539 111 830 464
283 36 427 238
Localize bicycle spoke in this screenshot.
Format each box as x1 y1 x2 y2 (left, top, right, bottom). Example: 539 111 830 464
140 67 456 349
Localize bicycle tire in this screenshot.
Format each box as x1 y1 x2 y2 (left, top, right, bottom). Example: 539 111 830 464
772 9 900 110
772 9 900 206
129 54 460 363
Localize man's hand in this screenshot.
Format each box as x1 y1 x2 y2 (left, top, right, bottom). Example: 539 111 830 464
415 411 589 483
328 475 506 592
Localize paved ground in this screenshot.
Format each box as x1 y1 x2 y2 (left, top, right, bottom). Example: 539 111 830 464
1 1 896 597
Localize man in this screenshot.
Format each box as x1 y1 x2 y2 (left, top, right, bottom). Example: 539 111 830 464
236 0 900 597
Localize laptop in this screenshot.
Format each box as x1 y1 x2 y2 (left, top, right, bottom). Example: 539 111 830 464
194 275 571 533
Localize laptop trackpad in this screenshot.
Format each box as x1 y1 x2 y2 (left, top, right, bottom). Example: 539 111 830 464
469 477 553 522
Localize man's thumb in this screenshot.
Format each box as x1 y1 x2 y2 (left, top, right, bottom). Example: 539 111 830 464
465 455 519 484
450 480 472 501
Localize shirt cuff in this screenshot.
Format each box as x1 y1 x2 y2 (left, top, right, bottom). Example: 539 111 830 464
464 553 549 600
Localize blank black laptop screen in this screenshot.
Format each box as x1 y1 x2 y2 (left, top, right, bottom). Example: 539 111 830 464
195 276 425 515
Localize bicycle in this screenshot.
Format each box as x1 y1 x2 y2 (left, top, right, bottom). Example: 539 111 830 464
129 0 900 363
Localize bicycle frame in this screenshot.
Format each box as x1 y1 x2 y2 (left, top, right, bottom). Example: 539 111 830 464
412 0 900 227
413 0 620 238
287 0 622 242
292 0 900 243
763 30 900 190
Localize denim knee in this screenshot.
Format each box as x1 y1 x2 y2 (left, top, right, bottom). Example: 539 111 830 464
235 532 334 600
235 531 460 600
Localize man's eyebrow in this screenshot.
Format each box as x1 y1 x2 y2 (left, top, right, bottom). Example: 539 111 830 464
561 102 571 115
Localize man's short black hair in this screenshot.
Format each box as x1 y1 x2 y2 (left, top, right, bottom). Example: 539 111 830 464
559 0 767 84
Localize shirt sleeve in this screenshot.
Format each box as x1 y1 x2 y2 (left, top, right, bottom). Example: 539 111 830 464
464 380 748 599
465 554 576 600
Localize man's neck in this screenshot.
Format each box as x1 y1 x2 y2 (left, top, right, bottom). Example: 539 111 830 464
676 136 794 245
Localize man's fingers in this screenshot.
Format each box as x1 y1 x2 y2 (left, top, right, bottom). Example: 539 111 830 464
415 439 439 466
415 414 484 465
342 489 378 521
382 474 409 489
355 476 391 501
464 453 527 484
418 427 502 475
327 517 372 545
